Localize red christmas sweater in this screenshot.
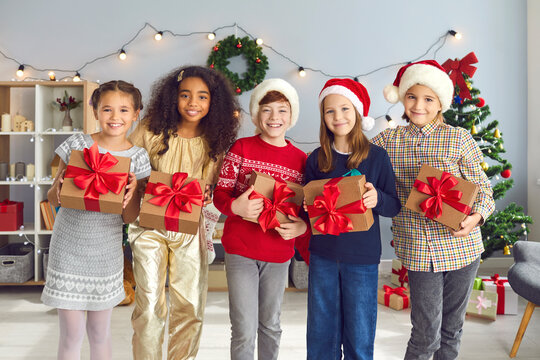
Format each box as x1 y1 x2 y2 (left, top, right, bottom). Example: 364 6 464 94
213 135 309 263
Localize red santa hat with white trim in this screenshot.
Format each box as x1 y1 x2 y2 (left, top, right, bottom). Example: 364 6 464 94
383 60 454 112
318 78 375 131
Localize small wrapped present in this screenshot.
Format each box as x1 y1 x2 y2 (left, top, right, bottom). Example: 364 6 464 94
0 200 23 231
304 176 373 235
473 277 483 290
480 274 518 315
377 285 410 310
139 171 206 235
405 164 479 231
60 143 130 214
466 289 497 320
244 171 303 232
391 259 409 288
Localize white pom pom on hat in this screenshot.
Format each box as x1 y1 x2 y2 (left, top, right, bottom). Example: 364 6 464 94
383 60 454 112
250 78 300 130
318 78 375 131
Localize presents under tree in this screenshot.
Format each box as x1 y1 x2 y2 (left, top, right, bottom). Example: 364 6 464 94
466 289 497 321
377 285 410 311
480 274 518 315
391 258 409 288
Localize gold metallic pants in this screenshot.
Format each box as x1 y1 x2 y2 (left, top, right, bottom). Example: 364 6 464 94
129 222 208 360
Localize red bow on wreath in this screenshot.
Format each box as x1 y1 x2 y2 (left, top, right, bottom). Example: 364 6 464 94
248 179 300 232
413 172 472 219
442 52 478 100
64 142 128 212
307 177 367 236
146 172 203 232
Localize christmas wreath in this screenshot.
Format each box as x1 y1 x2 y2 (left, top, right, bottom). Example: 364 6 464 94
207 35 269 94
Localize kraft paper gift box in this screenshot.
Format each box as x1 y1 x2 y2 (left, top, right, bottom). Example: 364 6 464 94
0 200 23 231
405 164 479 231
391 259 409 288
243 171 304 232
139 171 206 235
60 143 130 214
480 274 518 315
377 285 410 311
304 175 373 235
466 289 497 321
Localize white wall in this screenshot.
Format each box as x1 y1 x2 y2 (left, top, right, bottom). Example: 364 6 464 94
0 0 528 257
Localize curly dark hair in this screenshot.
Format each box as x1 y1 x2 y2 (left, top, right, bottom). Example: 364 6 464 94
143 65 241 161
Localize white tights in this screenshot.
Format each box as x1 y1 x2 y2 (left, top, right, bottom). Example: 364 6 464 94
57 308 113 360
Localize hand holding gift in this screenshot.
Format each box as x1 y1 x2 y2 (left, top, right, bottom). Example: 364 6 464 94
231 185 264 219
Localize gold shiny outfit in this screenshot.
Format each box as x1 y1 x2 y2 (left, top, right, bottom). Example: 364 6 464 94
128 125 221 360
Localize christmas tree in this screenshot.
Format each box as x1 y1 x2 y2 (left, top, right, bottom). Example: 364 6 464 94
442 52 532 259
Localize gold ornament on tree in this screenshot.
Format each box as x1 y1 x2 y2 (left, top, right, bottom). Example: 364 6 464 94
471 125 477 135
481 161 489 171
52 91 82 131
494 128 501 138
503 245 511 255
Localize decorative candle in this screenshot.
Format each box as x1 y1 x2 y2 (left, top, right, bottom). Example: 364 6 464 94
1 113 11 132
0 162 8 180
15 161 25 180
26 163 35 180
10 163 15 178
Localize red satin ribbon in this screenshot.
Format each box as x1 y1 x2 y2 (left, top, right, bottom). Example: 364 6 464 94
413 172 472 220
0 200 19 213
392 266 409 286
146 172 203 232
64 143 128 212
307 177 367 236
442 52 478 100
481 274 508 314
248 179 300 233
383 285 409 308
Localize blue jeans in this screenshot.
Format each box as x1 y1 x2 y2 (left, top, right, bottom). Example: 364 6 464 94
307 253 378 360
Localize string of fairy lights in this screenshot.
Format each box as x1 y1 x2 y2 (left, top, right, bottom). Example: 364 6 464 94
0 22 463 128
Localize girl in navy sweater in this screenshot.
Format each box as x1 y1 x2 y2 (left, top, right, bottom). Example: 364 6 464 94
305 78 401 360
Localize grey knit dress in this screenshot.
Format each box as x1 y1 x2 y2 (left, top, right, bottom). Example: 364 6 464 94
41 134 151 311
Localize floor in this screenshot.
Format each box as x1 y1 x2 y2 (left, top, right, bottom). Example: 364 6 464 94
1 270 539 359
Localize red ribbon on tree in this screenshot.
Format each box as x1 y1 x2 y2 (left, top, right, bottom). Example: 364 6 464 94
64 143 128 212
307 177 367 236
481 274 509 314
383 285 409 308
248 179 300 232
413 172 472 219
442 52 478 100
392 266 409 286
146 172 203 232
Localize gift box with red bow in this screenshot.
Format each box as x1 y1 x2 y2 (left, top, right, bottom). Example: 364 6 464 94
466 289 497 321
60 143 130 214
139 171 206 235
0 200 24 231
243 171 303 232
377 285 410 310
405 164 479 231
391 259 409 288
479 274 518 315
304 176 373 235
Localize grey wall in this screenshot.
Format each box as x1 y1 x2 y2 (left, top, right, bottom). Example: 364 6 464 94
0 0 528 258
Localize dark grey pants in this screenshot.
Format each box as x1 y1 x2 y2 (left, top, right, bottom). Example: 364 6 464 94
404 257 480 360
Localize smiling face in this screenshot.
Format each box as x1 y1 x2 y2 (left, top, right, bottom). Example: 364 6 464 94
257 100 291 146
323 94 357 140
94 90 139 139
403 84 442 128
177 76 211 125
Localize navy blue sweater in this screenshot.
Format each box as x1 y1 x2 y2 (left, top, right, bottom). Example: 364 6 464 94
305 144 401 264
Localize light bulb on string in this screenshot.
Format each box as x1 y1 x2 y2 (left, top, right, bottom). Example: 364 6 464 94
256 38 263 45
73 72 81 82
448 30 462 40
386 115 397 129
48 71 56 81
16 65 24 77
298 67 306 78
207 32 216 40
154 31 163 41
118 49 127 61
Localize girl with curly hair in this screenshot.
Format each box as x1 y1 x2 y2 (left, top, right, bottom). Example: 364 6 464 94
127 65 240 360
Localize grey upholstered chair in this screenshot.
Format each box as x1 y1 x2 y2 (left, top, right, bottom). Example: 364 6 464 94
507 240 540 357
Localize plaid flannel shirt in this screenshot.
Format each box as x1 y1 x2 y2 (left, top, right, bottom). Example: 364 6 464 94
371 120 495 272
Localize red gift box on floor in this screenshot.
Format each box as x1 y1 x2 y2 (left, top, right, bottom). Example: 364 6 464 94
139 171 206 235
405 164 479 231
0 200 24 231
60 143 130 214
377 285 410 310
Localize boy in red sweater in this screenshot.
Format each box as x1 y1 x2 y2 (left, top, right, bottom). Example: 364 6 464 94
214 78 310 359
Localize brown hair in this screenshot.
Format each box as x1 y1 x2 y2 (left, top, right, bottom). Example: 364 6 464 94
259 90 290 107
317 100 370 173
90 80 143 112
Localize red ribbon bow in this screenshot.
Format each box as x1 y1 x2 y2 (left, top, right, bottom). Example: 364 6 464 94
413 172 472 220
383 285 409 308
442 52 478 100
307 177 367 236
64 143 129 212
0 200 18 213
248 179 300 233
481 274 509 314
392 266 409 286
146 172 203 232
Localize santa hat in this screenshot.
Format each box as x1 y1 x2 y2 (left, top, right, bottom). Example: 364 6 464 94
250 78 299 130
318 78 375 131
383 60 454 112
